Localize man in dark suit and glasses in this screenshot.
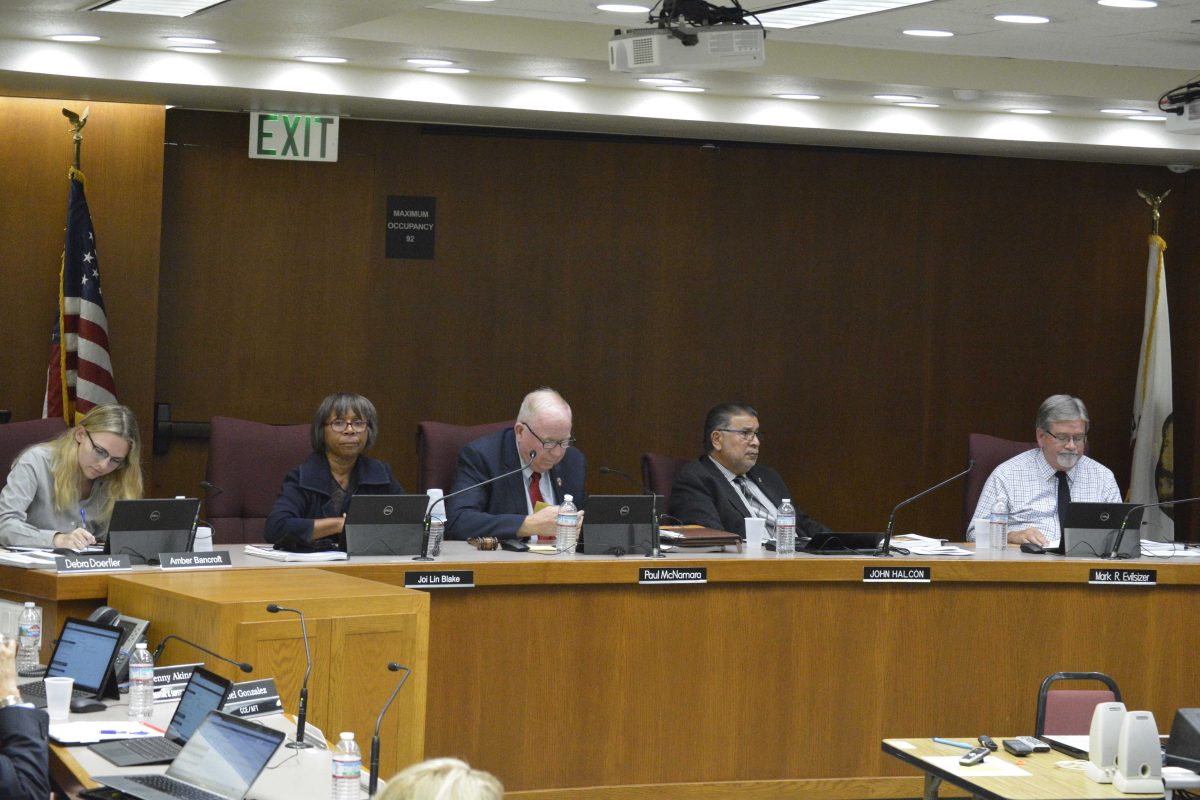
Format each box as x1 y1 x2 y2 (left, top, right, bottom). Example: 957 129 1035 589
668 402 828 541
0 636 50 800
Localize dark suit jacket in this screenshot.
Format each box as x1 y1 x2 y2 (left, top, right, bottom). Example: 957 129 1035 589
446 428 586 540
667 455 828 539
0 706 50 800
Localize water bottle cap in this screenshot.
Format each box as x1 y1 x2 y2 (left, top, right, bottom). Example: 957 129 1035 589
340 732 354 740
135 642 147 649
783 498 791 504
563 494 573 502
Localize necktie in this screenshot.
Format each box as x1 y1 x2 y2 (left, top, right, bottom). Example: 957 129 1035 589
1056 470 1071 533
528 472 544 506
734 475 775 533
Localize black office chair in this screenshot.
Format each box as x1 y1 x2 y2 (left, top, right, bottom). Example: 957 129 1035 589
1034 671 1122 736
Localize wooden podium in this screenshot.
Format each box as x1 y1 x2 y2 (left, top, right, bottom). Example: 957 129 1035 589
107 568 428 778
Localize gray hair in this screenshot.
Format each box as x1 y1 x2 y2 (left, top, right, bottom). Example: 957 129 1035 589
703 402 758 453
1036 394 1090 433
310 392 380 451
516 387 570 426
378 757 503 800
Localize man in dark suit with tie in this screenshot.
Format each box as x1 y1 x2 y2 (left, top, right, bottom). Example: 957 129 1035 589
446 388 587 540
0 636 50 800
668 402 827 540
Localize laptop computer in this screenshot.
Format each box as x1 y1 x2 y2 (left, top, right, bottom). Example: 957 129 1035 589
343 494 428 556
802 532 884 554
580 495 656 555
95 710 285 800
19 617 123 709
89 667 233 767
107 498 201 565
1055 502 1143 558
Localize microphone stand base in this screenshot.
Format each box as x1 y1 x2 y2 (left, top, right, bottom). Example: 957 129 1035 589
285 740 314 750
645 550 666 558
411 555 434 562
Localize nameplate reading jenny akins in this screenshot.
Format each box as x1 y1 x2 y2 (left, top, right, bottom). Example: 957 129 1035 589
386 196 436 260
639 567 707 585
55 553 132 573
863 566 931 583
405 570 474 589
1089 568 1157 586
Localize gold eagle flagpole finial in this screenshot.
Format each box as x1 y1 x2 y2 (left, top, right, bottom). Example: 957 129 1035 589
1137 188 1169 236
62 106 90 170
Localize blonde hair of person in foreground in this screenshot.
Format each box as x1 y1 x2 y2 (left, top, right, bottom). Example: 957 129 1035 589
379 757 503 800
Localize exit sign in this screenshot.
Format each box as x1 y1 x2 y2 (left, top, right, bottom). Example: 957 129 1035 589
249 112 339 162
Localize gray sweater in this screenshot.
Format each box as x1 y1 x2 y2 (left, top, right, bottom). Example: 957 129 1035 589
0 446 111 547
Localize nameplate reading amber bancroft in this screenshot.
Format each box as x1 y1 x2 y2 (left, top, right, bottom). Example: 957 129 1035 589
54 553 132 573
1089 568 1156 586
159 551 233 570
863 566 931 583
405 570 475 589
639 567 707 585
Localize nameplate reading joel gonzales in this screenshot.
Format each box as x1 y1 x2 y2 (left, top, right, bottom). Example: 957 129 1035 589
639 567 707 585
224 678 283 719
863 566 931 583
55 554 132 573
1088 568 1156 586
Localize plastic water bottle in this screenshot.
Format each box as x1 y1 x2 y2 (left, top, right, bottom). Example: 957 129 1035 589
556 494 579 553
331 732 361 800
16 602 41 672
776 499 797 556
127 642 155 720
988 498 1009 551
426 489 446 557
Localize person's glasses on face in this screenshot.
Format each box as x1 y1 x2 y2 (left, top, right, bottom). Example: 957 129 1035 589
715 428 762 443
1044 431 1087 446
326 418 368 433
522 422 576 453
84 430 127 467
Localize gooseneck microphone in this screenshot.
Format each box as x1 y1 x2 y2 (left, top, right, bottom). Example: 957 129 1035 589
368 663 411 797
599 466 665 559
266 604 313 749
417 450 539 561
198 480 224 499
1108 495 1200 559
152 634 253 673
876 461 974 557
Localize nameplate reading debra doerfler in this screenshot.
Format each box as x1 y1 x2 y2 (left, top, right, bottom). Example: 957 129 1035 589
1089 568 1156 586
405 570 474 589
639 567 707 585
54 554 132 573
863 566 931 583
159 551 233 570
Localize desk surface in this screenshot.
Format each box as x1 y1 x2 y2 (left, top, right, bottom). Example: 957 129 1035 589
883 737 1155 800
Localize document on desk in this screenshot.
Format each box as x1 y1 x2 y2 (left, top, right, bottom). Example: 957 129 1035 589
1141 539 1200 557
50 720 163 744
892 536 974 556
0 551 59 568
924 755 1031 777
243 545 348 562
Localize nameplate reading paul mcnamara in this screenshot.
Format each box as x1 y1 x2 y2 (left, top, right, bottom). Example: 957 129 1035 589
1089 568 1156 586
639 567 707 585
405 570 474 589
55 554 132 573
863 566 931 583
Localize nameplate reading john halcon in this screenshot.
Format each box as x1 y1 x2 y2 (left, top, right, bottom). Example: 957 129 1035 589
1089 568 1156 586
159 551 233 570
55 554 132 573
639 567 707 585
405 570 474 589
863 566 931 583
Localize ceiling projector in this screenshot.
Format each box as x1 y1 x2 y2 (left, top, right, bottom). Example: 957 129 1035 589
609 23 766 73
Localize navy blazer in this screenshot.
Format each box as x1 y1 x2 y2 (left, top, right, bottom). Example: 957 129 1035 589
0 706 50 800
446 427 586 540
264 451 404 551
667 455 828 539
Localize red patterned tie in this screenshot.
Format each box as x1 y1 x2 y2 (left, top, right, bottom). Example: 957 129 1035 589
529 472 544 506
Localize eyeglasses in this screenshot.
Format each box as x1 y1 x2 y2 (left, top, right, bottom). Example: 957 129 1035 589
1043 431 1087 445
83 429 127 467
521 422 576 452
326 418 368 433
716 428 762 442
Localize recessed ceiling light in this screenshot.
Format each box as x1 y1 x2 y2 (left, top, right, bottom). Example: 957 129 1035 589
597 4 650 12
91 0 228 17
874 94 919 102
775 93 821 100
758 0 938 29
1129 114 1167 121
897 102 940 108
661 86 704 93
1100 107 1143 114
297 56 348 64
1097 0 1156 7
170 46 221 53
541 76 587 83
903 29 953 37
1008 108 1052 114
165 36 215 45
423 67 470 74
639 77 685 86
49 34 101 42
994 14 1050 23
406 58 454 67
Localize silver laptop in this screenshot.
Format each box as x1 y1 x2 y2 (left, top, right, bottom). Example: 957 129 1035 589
1058 502 1143 558
343 494 428 556
95 710 284 800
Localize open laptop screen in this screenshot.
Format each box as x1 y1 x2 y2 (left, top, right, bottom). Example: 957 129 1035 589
45 618 123 694
165 668 232 745
167 711 284 798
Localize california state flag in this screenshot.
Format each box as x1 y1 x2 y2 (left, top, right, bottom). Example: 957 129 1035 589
1127 234 1173 541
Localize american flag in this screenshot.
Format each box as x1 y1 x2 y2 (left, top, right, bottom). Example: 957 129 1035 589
44 168 116 422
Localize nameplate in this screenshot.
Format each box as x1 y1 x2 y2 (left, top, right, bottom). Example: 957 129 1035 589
159 551 233 570
152 663 201 702
639 567 707 585
405 570 474 589
863 566 931 583
1089 568 1156 586
223 678 282 718
55 553 132 573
